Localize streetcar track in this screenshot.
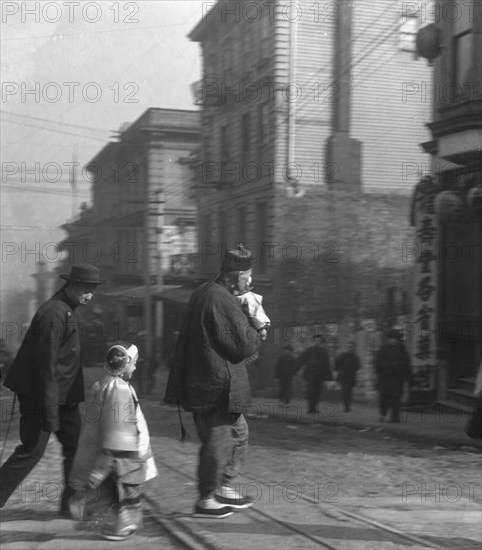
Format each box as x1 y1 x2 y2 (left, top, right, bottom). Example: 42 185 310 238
243 472 449 550
147 454 447 550
142 497 222 550
147 456 341 550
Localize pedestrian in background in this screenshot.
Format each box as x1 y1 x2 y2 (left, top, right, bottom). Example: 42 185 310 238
0 264 105 515
275 344 297 405
164 246 264 518
375 329 411 423
69 341 157 541
335 342 361 412
298 335 332 414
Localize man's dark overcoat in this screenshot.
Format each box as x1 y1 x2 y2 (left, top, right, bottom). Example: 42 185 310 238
335 351 361 386
275 349 297 381
4 290 84 431
375 342 411 396
298 345 332 383
164 279 262 414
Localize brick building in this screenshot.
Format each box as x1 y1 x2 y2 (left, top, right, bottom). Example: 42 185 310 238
179 0 435 394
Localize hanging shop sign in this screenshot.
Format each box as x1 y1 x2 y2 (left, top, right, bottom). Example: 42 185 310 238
410 177 438 391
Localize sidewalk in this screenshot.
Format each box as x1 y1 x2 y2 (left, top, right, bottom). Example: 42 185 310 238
246 396 480 450
153 366 480 450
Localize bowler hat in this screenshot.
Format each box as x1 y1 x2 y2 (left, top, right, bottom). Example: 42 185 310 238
60 264 107 285
221 244 254 272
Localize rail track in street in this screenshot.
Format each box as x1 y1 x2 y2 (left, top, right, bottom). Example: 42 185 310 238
144 453 451 550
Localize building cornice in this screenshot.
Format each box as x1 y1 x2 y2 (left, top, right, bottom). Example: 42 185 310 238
429 99 482 138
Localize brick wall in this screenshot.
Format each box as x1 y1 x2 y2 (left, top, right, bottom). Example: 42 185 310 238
270 187 414 326
248 186 414 392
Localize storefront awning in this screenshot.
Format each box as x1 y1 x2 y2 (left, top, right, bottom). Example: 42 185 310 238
156 284 196 306
102 284 181 300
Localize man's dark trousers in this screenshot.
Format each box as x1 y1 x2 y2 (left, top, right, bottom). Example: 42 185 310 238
192 409 248 499
0 394 81 510
341 384 355 412
379 393 402 422
307 381 323 413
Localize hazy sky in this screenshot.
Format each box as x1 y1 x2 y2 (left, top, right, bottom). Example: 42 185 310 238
2 1 203 172
1 1 204 328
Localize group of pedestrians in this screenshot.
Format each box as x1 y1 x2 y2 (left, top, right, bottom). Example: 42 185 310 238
0 245 272 539
274 328 413 423
274 336 361 414
1 247 474 542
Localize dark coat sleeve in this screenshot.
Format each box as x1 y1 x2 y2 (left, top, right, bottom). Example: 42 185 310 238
34 306 69 431
5 299 81 432
164 282 262 412
208 300 261 364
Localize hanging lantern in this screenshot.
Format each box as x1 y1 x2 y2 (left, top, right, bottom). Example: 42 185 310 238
416 24 442 64
434 190 464 222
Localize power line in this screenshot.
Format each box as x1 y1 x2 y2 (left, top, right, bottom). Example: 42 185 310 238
2 111 112 135
1 184 91 196
295 18 403 118
1 22 188 41
1 224 75 229
1 140 99 152
289 0 401 101
1 117 112 142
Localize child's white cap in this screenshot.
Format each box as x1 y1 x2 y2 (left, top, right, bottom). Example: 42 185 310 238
105 342 138 374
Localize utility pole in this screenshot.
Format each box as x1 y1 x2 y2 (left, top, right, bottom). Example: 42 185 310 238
140 131 165 393
142 171 152 395
154 190 164 368
140 189 164 394
71 144 78 218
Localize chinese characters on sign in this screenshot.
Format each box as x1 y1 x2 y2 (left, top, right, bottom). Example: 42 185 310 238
411 179 438 390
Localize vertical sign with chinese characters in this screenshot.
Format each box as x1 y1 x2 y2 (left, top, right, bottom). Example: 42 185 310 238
411 178 438 391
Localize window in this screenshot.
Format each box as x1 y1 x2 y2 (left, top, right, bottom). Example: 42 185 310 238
258 103 270 164
220 125 229 164
241 25 251 75
241 113 250 166
256 203 268 274
237 205 247 246
259 11 270 60
218 210 227 252
222 37 232 76
453 31 473 89
202 213 212 252
399 15 418 52
205 52 217 78
204 119 213 162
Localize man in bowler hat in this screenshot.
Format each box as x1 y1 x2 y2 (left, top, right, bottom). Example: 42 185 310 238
375 329 411 423
164 246 264 518
298 334 332 413
0 264 106 515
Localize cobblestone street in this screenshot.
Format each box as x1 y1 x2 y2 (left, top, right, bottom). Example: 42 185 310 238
1 368 481 549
